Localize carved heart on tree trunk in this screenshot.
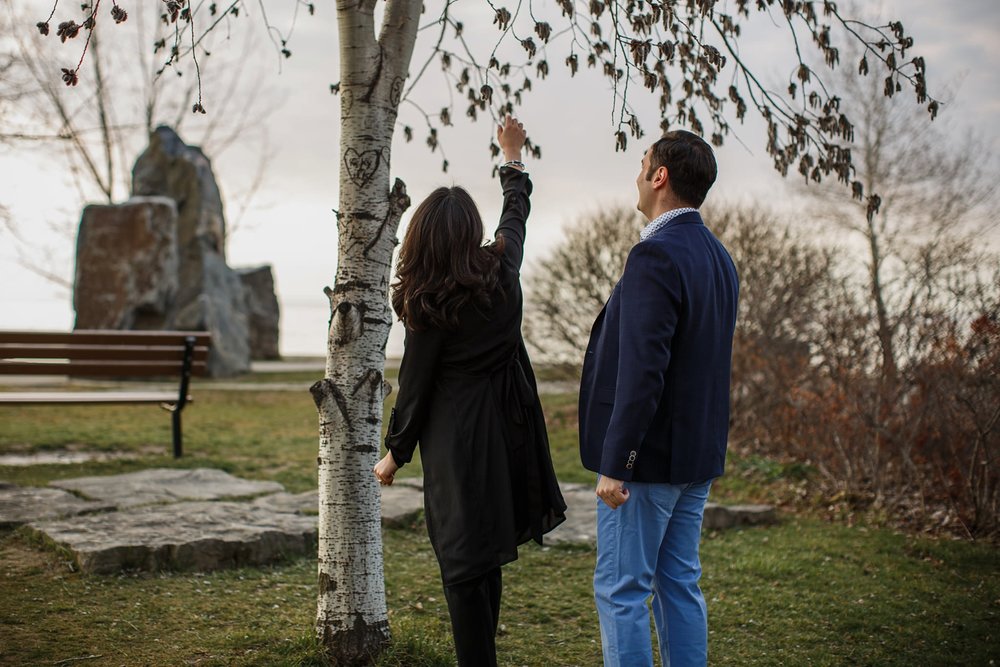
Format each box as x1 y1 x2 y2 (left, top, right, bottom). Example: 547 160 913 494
344 147 386 188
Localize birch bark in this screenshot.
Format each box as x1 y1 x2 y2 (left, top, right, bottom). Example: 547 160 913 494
308 1 421 663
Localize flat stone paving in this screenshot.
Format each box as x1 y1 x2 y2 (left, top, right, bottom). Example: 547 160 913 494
31 500 317 574
544 484 778 546
249 479 424 528
0 468 777 573
0 450 139 467
0 483 115 529
547 483 598 546
50 468 284 508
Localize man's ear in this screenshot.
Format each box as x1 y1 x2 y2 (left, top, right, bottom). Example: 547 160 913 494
652 165 669 190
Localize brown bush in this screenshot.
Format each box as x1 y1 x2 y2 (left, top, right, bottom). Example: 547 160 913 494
523 202 1000 538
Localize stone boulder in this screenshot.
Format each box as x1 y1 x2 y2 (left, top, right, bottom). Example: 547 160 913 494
132 125 226 256
0 482 115 529
50 468 284 508
703 503 778 530
72 127 280 374
73 197 179 330
168 250 251 376
238 266 281 359
129 126 251 376
28 501 316 574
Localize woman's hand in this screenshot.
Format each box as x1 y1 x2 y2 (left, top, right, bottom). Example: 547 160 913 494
497 115 526 163
374 452 399 486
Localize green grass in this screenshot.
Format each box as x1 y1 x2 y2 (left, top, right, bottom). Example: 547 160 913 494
0 390 323 492
2 517 997 666
2 385 999 665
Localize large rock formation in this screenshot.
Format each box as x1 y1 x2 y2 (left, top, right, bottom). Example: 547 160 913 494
132 127 226 256
238 266 281 360
73 197 179 330
73 127 279 376
130 126 250 376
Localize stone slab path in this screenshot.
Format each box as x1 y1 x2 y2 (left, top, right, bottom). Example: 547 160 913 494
31 500 317 574
0 468 777 574
0 450 140 467
546 483 777 546
50 468 284 508
0 482 115 529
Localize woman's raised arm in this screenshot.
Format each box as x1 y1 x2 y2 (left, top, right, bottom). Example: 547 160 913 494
495 115 532 270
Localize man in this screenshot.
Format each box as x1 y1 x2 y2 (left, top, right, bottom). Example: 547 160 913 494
579 130 739 667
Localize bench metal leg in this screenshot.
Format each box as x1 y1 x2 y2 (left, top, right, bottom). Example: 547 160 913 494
172 335 196 459
172 408 182 459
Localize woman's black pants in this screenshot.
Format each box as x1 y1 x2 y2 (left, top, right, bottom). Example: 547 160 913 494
443 566 502 667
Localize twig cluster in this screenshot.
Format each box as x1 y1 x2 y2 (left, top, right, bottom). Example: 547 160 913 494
35 0 231 114
395 1 937 210
36 0 939 208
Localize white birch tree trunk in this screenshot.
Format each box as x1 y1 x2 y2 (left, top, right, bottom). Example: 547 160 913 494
308 1 421 663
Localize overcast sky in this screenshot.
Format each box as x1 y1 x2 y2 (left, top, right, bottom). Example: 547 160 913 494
2 0 997 356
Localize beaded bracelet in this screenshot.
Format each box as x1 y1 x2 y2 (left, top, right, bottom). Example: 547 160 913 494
500 160 526 171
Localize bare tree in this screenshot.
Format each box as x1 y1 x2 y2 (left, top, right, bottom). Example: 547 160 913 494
0 14 28 235
794 38 1000 504
708 205 841 455
523 201 841 443
0 0 274 271
0 37 21 125
30 0 941 662
804 72 996 378
906 264 1000 536
524 205 643 369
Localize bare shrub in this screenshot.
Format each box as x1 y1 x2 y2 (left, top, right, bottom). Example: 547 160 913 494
523 206 643 372
524 200 1000 538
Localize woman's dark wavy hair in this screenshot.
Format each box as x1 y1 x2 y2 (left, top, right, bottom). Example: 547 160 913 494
392 186 505 331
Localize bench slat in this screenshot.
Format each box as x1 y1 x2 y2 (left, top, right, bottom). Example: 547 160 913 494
0 329 212 459
0 391 191 404
0 360 209 376
0 343 210 362
0 330 212 346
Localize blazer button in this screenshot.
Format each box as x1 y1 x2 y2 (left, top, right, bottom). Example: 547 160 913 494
625 463 633 470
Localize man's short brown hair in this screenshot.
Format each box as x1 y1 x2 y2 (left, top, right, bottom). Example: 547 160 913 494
646 130 717 208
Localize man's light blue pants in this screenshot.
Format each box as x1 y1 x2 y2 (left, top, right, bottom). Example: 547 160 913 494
594 479 713 667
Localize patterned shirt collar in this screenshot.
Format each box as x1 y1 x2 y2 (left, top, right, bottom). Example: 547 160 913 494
639 207 699 241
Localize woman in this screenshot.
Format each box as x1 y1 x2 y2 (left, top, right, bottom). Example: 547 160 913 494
373 115 566 666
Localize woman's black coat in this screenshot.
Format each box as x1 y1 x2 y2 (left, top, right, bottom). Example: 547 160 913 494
384 168 567 586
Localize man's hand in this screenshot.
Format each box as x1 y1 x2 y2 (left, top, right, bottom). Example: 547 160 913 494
596 475 630 510
497 114 526 163
374 452 398 486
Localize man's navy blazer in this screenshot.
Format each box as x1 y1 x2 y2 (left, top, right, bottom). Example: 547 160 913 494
579 210 739 484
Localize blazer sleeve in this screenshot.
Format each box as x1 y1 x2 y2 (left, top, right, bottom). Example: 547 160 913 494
494 166 533 270
384 325 445 468
599 241 681 480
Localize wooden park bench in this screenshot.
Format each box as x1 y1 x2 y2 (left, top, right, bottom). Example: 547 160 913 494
0 330 211 458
